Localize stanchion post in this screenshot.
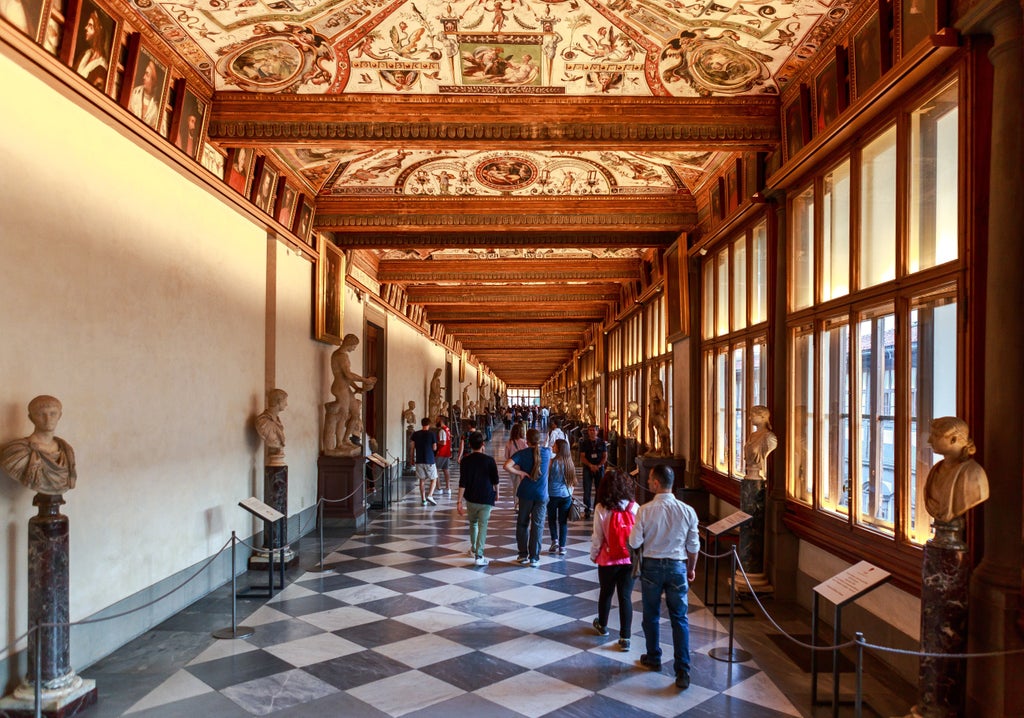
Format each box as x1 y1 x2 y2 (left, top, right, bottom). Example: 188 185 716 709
34 623 41 718
855 632 864 718
212 532 255 639
708 546 752 663
319 499 324 569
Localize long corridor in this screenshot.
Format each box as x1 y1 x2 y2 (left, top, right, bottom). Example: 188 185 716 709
80 428 889 717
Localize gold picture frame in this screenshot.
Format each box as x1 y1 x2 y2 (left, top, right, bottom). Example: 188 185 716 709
315 235 345 344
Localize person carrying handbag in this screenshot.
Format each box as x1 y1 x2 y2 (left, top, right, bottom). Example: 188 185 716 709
589 468 637 650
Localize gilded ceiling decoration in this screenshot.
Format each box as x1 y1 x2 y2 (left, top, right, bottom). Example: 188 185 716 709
129 0 854 97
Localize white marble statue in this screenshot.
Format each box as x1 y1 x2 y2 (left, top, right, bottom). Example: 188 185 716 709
646 375 671 455
743 405 778 480
324 333 377 455
402 401 416 429
0 395 77 495
924 416 990 523
626 400 641 440
428 368 443 424
461 383 470 414
255 388 288 466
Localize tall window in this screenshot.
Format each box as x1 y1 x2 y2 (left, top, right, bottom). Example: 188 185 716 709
701 219 770 478
785 77 962 547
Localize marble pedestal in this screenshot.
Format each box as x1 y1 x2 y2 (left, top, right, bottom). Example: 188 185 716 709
0 494 97 716
402 427 415 475
249 465 296 569
634 455 686 505
736 478 772 593
913 520 969 718
317 455 367 529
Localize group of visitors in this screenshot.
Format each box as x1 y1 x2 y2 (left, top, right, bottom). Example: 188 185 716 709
451 420 700 692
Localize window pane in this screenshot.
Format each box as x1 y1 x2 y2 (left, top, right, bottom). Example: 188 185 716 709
733 235 747 330
860 126 897 288
752 337 767 407
909 81 959 273
703 261 714 339
823 160 851 300
703 351 714 467
791 186 815 310
820 318 851 516
716 250 729 337
856 305 896 534
789 324 814 505
732 344 747 477
751 220 768 324
907 286 958 544
715 348 729 473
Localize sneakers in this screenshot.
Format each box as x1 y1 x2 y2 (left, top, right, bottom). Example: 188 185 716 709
425 496 437 506
675 670 690 690
639 654 662 671
529 559 540 567
557 546 567 556
474 556 489 566
517 556 531 565
549 543 559 554
618 638 631 651
592 618 608 637
421 499 428 506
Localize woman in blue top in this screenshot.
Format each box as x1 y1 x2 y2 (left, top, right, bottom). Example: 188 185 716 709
504 428 551 567
546 438 576 555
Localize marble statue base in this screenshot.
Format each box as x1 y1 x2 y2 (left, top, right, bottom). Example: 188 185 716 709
738 478 766 574
913 520 969 718
249 465 296 568
0 677 97 717
317 455 367 529
635 455 686 504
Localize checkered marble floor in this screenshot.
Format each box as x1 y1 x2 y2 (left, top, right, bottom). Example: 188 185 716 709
84 435 803 718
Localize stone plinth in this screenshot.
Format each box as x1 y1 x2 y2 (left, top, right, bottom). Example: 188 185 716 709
249 465 296 568
0 494 97 716
635 455 686 505
736 478 771 592
318 455 366 528
915 519 969 718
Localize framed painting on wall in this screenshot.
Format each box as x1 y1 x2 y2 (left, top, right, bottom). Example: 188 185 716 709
0 0 47 42
315 235 345 344
783 86 810 160
225 147 254 196
62 0 116 93
170 81 206 160
275 180 298 227
252 158 279 214
709 178 724 222
897 0 944 59
293 195 315 245
813 57 840 135
121 37 168 131
851 9 890 101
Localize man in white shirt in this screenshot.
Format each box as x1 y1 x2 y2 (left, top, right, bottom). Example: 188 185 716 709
628 464 700 690
546 417 567 448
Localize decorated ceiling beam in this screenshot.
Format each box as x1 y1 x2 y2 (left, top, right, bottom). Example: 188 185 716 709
378 258 642 283
330 230 681 249
208 94 780 151
410 285 620 303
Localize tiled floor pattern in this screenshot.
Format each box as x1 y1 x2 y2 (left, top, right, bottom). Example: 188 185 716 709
83 434 806 718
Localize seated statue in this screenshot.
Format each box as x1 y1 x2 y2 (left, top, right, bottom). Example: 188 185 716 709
1 395 77 495
255 388 288 466
924 416 989 523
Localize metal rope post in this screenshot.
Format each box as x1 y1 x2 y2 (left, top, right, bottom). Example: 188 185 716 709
319 498 324 569
855 632 865 718
708 546 752 663
213 532 254 639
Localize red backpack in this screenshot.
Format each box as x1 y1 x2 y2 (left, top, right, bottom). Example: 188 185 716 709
598 502 636 563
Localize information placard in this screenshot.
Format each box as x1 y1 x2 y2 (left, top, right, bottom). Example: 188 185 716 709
239 497 284 523
705 511 753 536
813 560 891 606
368 453 389 468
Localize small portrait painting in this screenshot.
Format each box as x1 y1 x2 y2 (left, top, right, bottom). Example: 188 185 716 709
899 0 937 58
814 58 840 135
1 0 46 40
68 0 115 91
784 90 809 160
252 159 279 213
126 45 168 130
853 13 883 100
172 85 206 160
275 182 298 227
200 142 226 178
293 196 314 244
225 147 254 196
316 236 345 344
709 180 723 221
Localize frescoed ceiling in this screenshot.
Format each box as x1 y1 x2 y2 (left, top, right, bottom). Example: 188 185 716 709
120 0 864 384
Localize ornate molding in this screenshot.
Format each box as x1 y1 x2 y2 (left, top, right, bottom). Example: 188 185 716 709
321 213 689 228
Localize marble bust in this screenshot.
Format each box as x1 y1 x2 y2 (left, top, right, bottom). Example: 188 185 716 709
626 401 641 440
0 395 77 495
255 389 288 466
924 416 989 523
402 401 416 430
743 405 778 480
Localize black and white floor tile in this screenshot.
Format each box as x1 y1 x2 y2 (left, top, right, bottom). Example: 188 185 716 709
85 434 803 718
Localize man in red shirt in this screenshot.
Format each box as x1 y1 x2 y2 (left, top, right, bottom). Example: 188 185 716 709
435 416 453 495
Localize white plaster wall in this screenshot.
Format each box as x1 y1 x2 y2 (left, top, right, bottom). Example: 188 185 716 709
384 314 447 456
0 54 263 658
798 541 921 641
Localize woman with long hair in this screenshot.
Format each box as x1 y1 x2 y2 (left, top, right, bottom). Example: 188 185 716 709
589 468 638 650
504 428 550 567
75 9 108 90
546 438 576 555
503 420 529 510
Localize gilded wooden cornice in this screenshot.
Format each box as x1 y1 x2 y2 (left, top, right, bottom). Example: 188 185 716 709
410 285 619 303
427 308 607 321
208 93 780 150
330 231 681 249
378 258 641 283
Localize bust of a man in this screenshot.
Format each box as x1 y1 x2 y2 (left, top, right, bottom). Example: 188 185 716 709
255 389 288 466
0 395 77 495
402 401 416 429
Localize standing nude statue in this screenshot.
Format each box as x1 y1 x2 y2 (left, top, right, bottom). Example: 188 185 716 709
647 374 671 455
323 334 377 455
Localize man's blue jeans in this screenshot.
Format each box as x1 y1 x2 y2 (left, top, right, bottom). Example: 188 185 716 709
516 499 547 561
639 558 690 674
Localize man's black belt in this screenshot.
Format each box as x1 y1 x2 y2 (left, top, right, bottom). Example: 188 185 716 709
644 557 685 563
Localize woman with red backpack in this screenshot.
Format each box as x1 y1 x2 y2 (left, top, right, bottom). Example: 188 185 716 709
589 468 638 650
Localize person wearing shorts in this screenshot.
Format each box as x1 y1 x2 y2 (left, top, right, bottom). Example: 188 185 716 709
411 417 438 505
435 416 453 494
